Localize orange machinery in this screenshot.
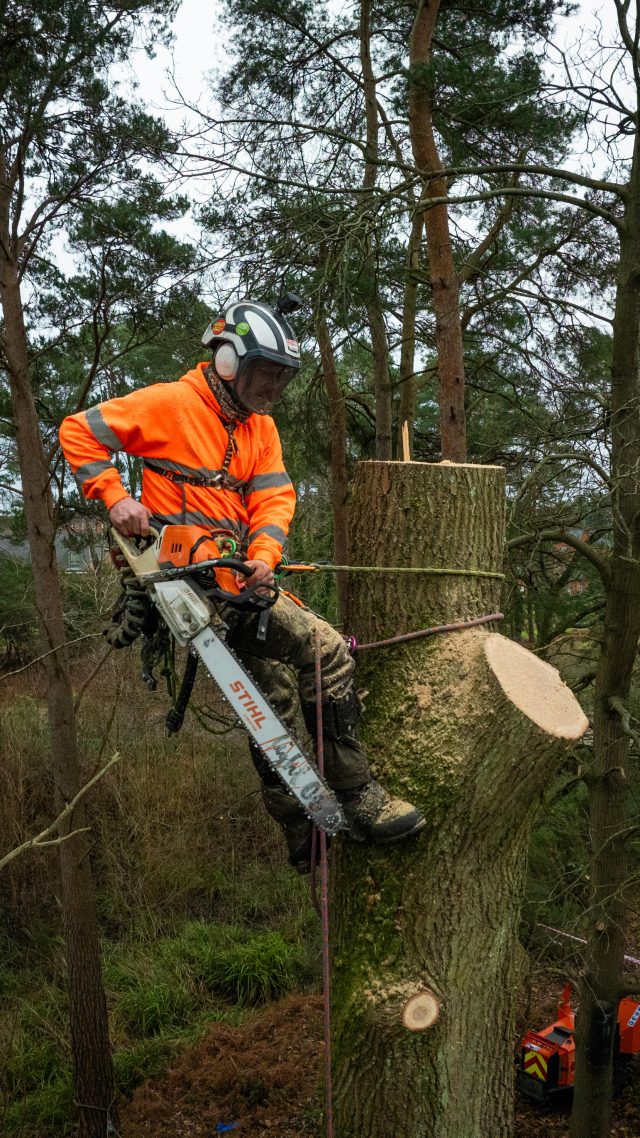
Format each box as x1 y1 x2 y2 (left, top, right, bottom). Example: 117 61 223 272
517 984 640 1103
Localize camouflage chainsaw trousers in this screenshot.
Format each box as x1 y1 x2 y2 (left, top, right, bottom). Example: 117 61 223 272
224 592 370 823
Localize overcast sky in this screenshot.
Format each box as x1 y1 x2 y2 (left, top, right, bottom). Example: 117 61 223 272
123 0 628 171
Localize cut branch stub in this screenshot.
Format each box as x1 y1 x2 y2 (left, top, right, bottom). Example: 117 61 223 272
402 990 440 1032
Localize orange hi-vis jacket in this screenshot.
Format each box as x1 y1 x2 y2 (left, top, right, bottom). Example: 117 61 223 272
58 363 296 570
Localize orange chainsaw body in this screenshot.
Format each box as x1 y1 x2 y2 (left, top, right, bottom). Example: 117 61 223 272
156 525 241 594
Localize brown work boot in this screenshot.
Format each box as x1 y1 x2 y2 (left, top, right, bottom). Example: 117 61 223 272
338 780 426 844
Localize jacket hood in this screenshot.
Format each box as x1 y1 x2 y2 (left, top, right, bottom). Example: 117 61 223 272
180 362 229 418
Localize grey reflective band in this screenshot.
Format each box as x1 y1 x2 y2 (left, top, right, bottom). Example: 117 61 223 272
74 459 115 487
248 524 287 545
151 510 247 535
244 471 292 496
85 406 122 451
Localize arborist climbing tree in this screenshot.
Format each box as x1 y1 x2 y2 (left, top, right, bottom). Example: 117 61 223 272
58 294 426 873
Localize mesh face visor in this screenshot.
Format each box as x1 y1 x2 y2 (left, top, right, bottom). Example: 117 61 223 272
234 358 299 414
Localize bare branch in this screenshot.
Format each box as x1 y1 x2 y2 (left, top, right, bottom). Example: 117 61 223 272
508 528 611 585
419 186 621 229
0 753 121 872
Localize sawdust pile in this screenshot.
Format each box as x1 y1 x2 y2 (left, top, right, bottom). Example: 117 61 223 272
120 996 324 1138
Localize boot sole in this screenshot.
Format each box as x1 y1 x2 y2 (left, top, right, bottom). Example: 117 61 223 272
371 815 427 844
345 815 427 845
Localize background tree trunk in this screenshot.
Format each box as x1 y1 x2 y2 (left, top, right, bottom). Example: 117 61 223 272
332 460 588 1138
569 136 640 1138
359 0 393 460
396 211 423 457
315 308 350 623
408 0 467 461
0 260 115 1137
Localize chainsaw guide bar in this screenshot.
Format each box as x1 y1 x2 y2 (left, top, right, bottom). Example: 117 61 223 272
191 626 345 835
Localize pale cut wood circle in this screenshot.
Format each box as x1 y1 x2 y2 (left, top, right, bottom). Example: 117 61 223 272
484 634 589 740
402 990 440 1032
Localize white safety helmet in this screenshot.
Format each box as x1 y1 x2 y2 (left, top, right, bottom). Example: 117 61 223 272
202 295 302 414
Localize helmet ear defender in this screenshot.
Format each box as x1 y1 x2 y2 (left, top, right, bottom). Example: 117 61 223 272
213 343 239 381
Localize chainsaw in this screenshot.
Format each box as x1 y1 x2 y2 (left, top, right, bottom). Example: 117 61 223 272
109 524 345 837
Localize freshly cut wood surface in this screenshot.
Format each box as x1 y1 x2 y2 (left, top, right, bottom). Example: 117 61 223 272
402 990 440 1032
484 634 589 740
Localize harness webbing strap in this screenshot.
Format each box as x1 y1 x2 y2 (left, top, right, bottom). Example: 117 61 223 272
165 651 199 735
143 450 245 493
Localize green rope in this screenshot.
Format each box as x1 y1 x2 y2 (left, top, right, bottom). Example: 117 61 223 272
293 563 505 582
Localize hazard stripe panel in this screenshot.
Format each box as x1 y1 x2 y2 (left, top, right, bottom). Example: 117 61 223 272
523 1051 548 1081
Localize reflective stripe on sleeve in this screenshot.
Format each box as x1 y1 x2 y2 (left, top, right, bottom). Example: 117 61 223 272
244 472 292 496
85 406 122 451
247 524 287 545
74 459 115 489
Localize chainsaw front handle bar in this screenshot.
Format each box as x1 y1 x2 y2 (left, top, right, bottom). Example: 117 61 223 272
151 556 279 608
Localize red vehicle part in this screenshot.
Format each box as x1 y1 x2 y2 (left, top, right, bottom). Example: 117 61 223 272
517 986 640 1103
619 997 640 1055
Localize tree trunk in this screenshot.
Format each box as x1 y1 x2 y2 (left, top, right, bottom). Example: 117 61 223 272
408 0 467 462
0 260 115 1137
359 0 393 460
396 211 423 456
315 309 350 623
332 460 587 1138
569 139 640 1138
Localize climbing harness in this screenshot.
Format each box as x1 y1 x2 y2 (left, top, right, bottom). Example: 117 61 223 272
107 525 345 835
144 423 245 523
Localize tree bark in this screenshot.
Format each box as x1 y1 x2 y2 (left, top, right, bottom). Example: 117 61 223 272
408 0 467 462
569 133 640 1138
315 309 350 623
0 252 115 1135
332 460 587 1138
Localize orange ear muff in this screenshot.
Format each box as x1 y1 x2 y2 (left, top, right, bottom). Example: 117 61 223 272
214 343 239 380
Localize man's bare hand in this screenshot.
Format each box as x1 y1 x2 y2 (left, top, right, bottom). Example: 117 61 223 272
109 496 153 537
238 559 274 593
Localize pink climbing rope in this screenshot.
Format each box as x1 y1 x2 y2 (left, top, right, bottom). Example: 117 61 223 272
311 633 335 1138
